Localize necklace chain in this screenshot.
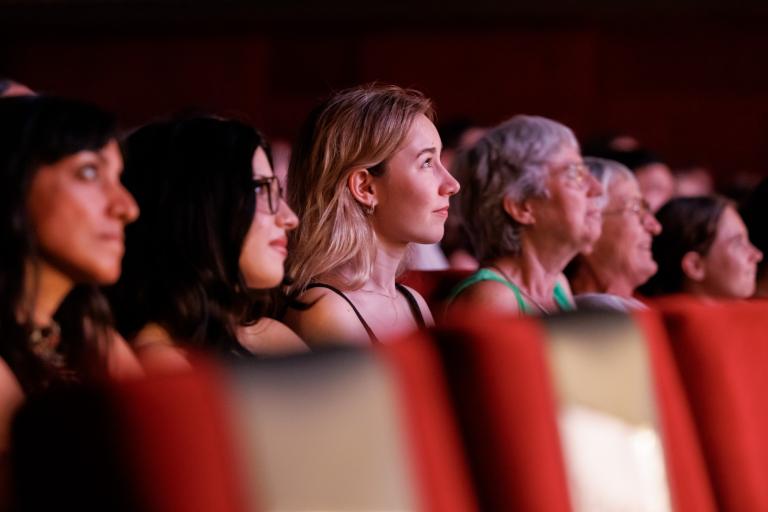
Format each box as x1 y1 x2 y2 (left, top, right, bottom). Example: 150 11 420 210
487 264 554 314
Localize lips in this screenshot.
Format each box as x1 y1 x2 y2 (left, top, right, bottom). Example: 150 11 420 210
433 206 450 218
269 236 288 256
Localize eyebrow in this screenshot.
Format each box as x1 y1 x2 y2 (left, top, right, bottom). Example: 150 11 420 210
416 147 437 158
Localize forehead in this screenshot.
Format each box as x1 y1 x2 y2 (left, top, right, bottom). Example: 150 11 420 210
546 143 581 167
715 206 747 239
398 113 440 153
251 146 273 177
607 175 641 200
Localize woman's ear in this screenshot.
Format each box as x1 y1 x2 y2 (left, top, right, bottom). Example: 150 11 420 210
347 168 377 208
503 194 535 225
681 251 706 281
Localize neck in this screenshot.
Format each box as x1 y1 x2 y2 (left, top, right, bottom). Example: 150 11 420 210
489 253 560 301
571 256 635 298
22 261 74 326
361 236 408 296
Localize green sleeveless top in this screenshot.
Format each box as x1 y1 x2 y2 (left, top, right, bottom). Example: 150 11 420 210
447 268 574 315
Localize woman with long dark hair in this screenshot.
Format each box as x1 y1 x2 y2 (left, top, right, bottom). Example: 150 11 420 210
110 116 302 369
0 95 141 447
640 196 762 299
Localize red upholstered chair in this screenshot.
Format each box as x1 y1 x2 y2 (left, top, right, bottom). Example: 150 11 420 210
377 330 479 512
632 310 718 512
645 297 768 511
11 344 478 512
399 269 473 313
428 310 573 512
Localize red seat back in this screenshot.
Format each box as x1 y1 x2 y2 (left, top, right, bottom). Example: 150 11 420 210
432 310 573 511
648 297 768 511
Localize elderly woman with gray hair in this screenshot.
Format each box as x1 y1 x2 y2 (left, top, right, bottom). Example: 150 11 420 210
568 157 662 311
447 115 602 315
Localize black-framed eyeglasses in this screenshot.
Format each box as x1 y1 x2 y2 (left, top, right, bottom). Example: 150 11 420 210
253 176 284 214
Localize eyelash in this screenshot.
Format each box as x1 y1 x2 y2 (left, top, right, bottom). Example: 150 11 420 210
422 158 433 169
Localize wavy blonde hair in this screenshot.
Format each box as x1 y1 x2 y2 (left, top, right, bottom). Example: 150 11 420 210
286 84 434 294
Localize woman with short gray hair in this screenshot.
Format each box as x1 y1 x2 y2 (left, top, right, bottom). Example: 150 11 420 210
447 115 602 315
568 157 662 311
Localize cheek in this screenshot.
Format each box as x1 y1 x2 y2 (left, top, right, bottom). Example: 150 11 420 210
239 215 284 289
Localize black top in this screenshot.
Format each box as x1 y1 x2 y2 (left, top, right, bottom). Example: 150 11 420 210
306 282 427 344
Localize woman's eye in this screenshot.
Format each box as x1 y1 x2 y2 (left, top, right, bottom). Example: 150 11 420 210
76 165 98 181
422 158 433 169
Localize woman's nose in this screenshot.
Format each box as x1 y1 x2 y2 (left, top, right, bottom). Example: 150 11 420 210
276 198 299 230
109 183 140 224
439 163 460 196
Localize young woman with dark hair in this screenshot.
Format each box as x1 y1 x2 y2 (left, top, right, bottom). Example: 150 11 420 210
640 196 762 299
110 116 302 369
0 95 141 448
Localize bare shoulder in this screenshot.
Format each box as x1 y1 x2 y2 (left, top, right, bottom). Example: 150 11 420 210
106 330 145 380
0 359 23 454
283 287 372 347
237 318 309 355
399 284 435 326
130 324 191 374
448 278 521 315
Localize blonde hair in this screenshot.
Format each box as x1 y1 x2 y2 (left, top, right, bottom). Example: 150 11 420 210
286 83 434 294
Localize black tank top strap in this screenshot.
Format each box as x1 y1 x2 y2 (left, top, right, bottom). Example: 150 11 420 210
395 283 427 329
306 283 380 344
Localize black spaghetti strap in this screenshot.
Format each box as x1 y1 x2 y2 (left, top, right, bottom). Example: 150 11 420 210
395 283 427 329
306 283 380 344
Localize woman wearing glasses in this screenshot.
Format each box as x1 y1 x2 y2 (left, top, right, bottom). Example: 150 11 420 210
109 117 303 370
284 84 460 345
447 115 603 315
567 157 663 311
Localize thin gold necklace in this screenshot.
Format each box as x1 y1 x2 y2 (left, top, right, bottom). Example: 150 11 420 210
487 264 554 314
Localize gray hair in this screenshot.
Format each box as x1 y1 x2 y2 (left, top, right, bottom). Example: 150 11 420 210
452 114 579 262
583 156 636 210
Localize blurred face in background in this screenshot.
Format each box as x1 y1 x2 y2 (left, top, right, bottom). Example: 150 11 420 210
635 163 675 213
588 176 661 292
26 139 138 285
691 206 762 298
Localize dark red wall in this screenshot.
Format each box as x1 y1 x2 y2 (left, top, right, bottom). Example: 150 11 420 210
3 7 768 186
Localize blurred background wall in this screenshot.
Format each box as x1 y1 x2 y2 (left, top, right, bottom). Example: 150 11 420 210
2 0 768 188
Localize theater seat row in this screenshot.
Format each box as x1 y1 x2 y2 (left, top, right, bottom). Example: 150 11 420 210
10 272 768 511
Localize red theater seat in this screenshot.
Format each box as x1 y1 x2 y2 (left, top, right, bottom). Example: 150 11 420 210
399 269 473 313
429 310 573 511
633 310 718 512
647 297 768 511
11 344 477 512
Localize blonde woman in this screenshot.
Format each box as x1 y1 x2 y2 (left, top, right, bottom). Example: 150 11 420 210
284 84 459 345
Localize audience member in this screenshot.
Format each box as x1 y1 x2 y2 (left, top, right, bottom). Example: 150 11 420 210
588 146 674 213
640 196 762 299
0 95 141 448
568 157 662 311
284 84 459 345
110 117 303 371
447 115 602 315
739 177 768 297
